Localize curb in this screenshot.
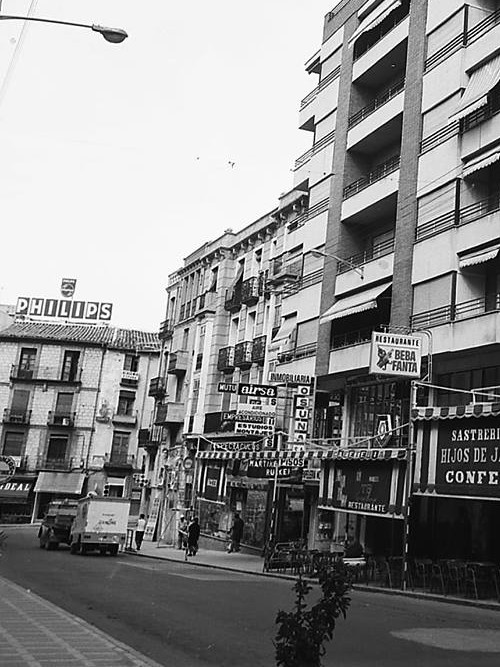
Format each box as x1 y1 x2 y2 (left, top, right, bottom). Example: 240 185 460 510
131 550 500 611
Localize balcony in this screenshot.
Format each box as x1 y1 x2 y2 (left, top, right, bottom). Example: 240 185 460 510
167 350 189 375
121 370 139 387
337 237 395 275
217 346 235 372
47 411 76 427
195 291 216 315
112 410 138 426
148 376 167 399
241 277 261 306
348 79 405 130
155 401 185 425
267 256 302 287
341 156 400 222
277 342 317 364
37 455 76 471
234 341 253 369
104 453 135 470
411 294 500 331
331 326 374 350
251 335 267 365
353 0 410 62
138 428 151 445
159 319 174 339
3 408 31 425
11 365 82 383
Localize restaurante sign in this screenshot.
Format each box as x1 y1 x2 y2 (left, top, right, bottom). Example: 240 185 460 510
369 332 422 378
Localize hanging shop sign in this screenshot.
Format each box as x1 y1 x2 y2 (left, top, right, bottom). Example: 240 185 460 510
329 461 400 516
245 457 304 482
0 456 16 484
369 332 422 378
16 297 113 322
234 389 277 437
433 417 500 498
218 382 238 393
268 371 314 385
0 479 34 498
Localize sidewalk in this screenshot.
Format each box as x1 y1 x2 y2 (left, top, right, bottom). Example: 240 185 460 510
0 575 162 667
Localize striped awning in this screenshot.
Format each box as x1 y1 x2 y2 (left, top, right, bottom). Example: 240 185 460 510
196 448 407 461
349 0 402 45
320 282 391 324
462 145 500 178
458 242 500 269
412 403 500 420
449 54 500 123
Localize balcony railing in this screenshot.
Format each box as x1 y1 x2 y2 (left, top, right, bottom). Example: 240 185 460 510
287 197 329 232
299 66 341 110
337 237 395 274
217 346 235 372
11 365 82 383
342 155 400 200
47 411 76 427
330 326 374 350
104 453 135 468
465 6 500 46
121 370 139 386
159 318 174 339
251 335 267 364
268 257 302 286
294 130 336 170
148 376 167 398
410 293 500 330
224 287 243 313
277 342 317 363
348 78 405 129
460 89 500 133
415 193 500 242
234 341 253 369
155 402 185 425
38 456 75 471
3 408 31 424
420 121 459 154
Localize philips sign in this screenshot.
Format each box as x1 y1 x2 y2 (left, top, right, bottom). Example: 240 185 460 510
16 297 113 322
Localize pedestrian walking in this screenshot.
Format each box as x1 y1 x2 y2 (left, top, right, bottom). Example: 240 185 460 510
177 515 187 549
186 516 200 556
227 512 244 553
135 514 147 551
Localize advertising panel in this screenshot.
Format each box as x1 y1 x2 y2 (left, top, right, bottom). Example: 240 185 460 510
332 462 393 515
369 332 422 378
16 297 113 322
435 417 500 498
203 464 223 501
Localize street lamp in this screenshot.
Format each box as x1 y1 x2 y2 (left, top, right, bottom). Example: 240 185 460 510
310 249 364 279
0 15 128 43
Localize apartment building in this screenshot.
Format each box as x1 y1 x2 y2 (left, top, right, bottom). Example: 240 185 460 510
298 0 500 563
143 183 332 548
0 322 159 523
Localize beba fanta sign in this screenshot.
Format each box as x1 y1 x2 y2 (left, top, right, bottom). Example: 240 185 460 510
369 332 422 378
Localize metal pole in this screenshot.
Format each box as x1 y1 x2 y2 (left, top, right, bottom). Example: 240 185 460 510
269 431 283 544
402 380 417 590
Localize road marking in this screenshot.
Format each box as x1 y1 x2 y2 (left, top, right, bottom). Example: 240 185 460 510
391 628 500 652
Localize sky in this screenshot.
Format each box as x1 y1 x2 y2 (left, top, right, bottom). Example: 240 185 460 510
0 0 335 331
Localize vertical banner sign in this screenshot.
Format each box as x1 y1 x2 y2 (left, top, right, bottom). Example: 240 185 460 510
292 385 312 449
369 332 422 378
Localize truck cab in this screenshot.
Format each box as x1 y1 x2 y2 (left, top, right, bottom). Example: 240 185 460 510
38 499 79 550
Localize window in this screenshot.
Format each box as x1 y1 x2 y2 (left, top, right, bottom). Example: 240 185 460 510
2 432 24 457
182 328 189 350
55 392 73 416
18 348 37 378
175 377 183 403
123 354 139 373
61 351 80 382
46 436 68 462
209 267 218 293
117 391 135 416
110 431 130 464
191 378 200 414
246 311 256 340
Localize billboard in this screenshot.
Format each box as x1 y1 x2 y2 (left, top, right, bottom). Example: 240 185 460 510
369 332 422 378
16 297 113 322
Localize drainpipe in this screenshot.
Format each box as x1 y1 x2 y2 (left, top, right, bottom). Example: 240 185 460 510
86 345 107 472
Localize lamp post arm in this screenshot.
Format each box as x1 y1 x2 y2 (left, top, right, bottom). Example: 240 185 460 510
312 249 364 279
0 15 128 42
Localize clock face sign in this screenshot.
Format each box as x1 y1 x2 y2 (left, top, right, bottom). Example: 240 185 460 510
61 278 77 298
0 456 16 484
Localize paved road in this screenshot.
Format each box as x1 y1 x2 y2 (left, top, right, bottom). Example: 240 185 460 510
1 526 499 666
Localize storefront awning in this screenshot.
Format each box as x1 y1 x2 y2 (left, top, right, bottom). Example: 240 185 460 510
320 282 391 324
412 403 500 420
34 472 85 495
458 242 500 268
196 448 407 461
269 313 297 351
462 146 500 178
349 0 401 45
318 458 406 519
449 54 500 123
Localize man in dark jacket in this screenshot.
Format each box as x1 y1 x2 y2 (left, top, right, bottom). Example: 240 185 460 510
187 517 200 556
228 513 244 553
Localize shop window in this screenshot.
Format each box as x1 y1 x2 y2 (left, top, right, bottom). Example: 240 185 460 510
349 381 407 447
2 431 24 457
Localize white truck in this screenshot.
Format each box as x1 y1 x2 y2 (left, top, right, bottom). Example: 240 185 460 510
69 497 130 556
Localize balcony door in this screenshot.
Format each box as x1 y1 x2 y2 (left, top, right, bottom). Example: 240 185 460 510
19 348 37 378
46 436 68 464
61 351 80 382
11 389 30 420
54 393 74 423
110 431 130 464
